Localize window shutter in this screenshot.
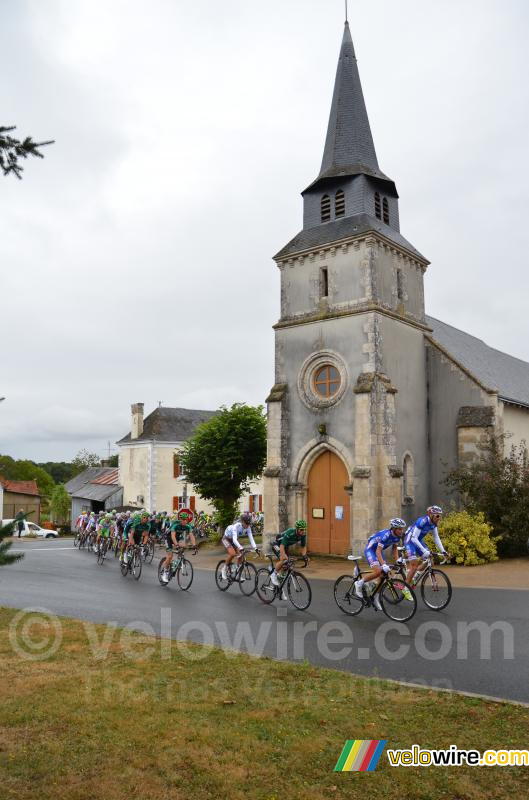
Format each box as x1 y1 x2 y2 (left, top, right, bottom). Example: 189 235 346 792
259 495 263 512
172 496 179 511
173 455 180 478
189 496 196 511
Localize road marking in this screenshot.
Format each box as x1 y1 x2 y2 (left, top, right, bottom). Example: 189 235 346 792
11 547 77 552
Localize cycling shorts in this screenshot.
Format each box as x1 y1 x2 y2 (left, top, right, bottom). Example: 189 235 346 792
364 546 381 568
222 537 241 551
165 532 184 551
405 541 426 559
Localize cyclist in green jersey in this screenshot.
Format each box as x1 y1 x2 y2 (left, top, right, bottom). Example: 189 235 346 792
270 520 309 587
160 516 197 584
123 511 151 563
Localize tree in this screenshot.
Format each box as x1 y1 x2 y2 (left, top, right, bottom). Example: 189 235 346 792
444 433 529 557
50 485 71 524
181 404 267 528
0 455 55 498
107 454 119 468
0 520 24 568
72 449 101 475
38 461 77 485
0 126 54 178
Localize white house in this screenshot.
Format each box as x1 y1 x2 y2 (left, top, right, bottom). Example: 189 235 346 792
117 404 263 515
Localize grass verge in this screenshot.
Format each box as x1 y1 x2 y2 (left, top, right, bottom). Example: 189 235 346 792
0 607 527 799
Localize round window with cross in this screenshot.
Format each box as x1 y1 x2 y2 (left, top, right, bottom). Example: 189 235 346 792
313 365 341 398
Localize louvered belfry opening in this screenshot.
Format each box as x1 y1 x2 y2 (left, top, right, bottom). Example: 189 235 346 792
321 194 331 222
374 192 381 219
335 189 345 218
383 197 390 224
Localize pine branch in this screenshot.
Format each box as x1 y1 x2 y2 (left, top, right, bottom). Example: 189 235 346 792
0 126 54 179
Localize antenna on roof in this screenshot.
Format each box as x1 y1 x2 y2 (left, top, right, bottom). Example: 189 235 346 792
158 401 163 408
345 0 348 23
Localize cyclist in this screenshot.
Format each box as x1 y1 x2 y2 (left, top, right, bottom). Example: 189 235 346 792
405 505 448 584
95 513 112 555
221 513 260 581
123 511 151 563
353 518 407 610
159 515 197 584
269 520 309 589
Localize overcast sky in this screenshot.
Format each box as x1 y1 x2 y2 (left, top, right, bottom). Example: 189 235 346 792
1 0 528 462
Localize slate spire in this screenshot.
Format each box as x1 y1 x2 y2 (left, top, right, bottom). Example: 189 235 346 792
320 21 379 177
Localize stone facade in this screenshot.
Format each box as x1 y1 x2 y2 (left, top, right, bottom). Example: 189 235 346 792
263 21 529 555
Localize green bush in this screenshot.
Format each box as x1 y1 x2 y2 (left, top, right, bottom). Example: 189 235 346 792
426 511 499 566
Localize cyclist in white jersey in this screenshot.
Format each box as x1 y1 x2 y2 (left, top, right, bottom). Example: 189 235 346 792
221 513 260 580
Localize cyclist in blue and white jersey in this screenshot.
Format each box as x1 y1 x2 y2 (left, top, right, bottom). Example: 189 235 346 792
354 518 407 610
404 505 448 583
221 514 260 580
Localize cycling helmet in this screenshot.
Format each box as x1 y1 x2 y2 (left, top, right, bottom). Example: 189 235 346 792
295 519 308 530
240 513 252 525
389 518 406 530
427 505 443 516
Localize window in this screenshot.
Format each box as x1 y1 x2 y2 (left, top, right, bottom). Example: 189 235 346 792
249 495 263 513
374 192 381 219
403 454 414 502
321 194 331 222
313 365 341 398
383 197 390 225
335 189 345 218
320 267 329 299
173 495 196 511
397 268 404 301
173 454 181 478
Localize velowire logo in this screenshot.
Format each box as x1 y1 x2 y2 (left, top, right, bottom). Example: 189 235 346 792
334 739 387 772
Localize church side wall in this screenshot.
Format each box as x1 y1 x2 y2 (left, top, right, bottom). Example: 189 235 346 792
376 315 429 520
502 404 529 453
425 342 492 505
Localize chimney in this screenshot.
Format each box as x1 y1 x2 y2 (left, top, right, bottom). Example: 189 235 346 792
131 403 144 440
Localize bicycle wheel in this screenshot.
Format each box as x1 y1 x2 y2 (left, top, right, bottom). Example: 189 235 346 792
238 562 257 596
177 558 194 591
421 569 452 611
146 540 155 564
120 555 129 577
333 575 364 616
380 579 416 622
97 543 105 565
73 532 80 548
215 560 230 591
287 571 312 610
132 551 142 580
256 568 276 604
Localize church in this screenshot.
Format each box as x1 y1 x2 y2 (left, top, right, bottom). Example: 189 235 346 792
263 20 529 556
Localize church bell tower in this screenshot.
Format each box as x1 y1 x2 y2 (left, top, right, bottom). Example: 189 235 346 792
264 21 431 554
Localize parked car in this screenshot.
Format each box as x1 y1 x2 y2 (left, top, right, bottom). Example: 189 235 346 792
1 519 59 538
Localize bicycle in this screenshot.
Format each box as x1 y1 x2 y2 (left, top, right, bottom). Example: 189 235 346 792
256 556 311 610
158 546 194 590
393 550 452 611
334 556 417 622
96 536 110 565
215 548 258 596
120 544 142 580
140 536 155 564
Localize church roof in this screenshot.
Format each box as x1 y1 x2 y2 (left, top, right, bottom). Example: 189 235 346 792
117 407 216 445
274 213 426 262
304 22 396 195
427 316 529 408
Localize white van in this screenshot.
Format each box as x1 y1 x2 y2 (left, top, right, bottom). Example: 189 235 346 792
2 519 59 538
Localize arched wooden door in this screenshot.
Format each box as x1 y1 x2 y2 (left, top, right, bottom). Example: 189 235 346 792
307 451 350 555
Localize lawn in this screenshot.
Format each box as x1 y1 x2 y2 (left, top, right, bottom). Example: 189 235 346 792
0 607 527 799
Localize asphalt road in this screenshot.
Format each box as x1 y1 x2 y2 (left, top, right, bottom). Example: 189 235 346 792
2 539 528 703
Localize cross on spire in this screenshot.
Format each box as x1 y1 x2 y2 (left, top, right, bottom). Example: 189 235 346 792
345 0 348 23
